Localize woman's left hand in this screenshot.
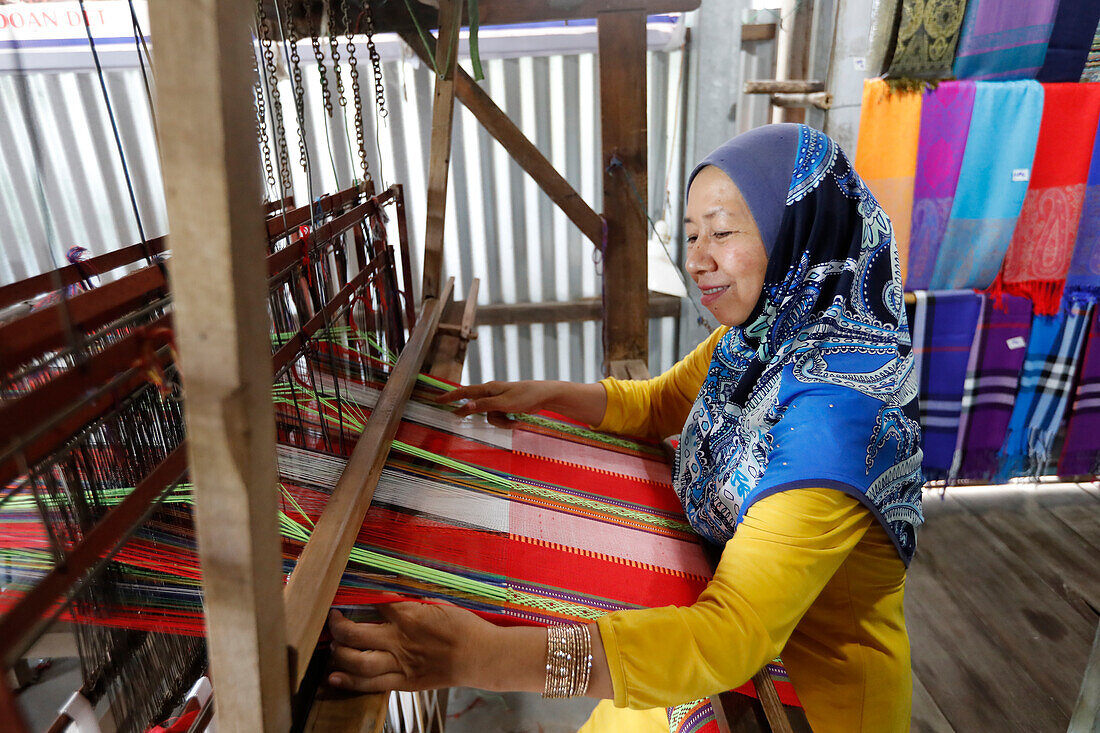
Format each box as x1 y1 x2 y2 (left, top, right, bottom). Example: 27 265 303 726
327 603 493 693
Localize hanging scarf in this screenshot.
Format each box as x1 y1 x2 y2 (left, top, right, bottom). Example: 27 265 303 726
854 79 922 284
951 293 1032 481
1082 19 1100 82
1063 121 1100 306
886 0 970 79
868 0 903 75
929 80 1043 290
675 124 924 565
908 290 982 480
997 304 1093 480
1058 307 1100 476
992 83 1100 315
906 81 975 290
953 0 1060 80
1038 0 1100 82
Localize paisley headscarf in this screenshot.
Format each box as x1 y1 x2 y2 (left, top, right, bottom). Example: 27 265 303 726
673 124 925 565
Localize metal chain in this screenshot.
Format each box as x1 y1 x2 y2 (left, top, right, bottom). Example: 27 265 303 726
257 0 292 195
343 0 371 182
310 1 333 115
251 47 277 191
326 0 346 108
280 0 309 171
362 0 387 118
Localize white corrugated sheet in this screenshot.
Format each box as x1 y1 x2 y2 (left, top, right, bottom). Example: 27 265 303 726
0 6 691 384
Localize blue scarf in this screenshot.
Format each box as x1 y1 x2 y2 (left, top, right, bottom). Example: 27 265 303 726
673 125 925 565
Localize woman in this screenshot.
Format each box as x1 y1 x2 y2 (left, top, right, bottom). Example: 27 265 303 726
325 123 924 732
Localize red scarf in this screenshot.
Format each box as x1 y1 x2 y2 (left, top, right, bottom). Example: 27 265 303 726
993 83 1100 314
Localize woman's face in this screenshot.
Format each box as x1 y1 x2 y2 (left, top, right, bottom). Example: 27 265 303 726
684 166 769 327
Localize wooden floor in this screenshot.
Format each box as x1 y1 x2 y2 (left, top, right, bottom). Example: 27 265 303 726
907 482 1100 732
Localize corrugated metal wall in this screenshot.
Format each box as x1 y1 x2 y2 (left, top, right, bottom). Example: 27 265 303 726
0 31 689 385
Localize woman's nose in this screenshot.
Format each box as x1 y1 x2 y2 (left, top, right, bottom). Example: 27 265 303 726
685 239 715 277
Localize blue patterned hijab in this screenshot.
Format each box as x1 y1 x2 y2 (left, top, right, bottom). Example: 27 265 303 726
673 124 925 564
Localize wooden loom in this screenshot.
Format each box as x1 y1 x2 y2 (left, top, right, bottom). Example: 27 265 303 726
0 1 810 731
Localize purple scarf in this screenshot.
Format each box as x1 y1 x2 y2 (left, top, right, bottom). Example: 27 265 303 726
951 293 1033 481
954 0 1060 80
1058 307 1100 476
906 82 976 290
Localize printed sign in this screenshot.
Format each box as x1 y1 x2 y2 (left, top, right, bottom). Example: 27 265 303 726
1011 168 1031 183
1006 336 1027 350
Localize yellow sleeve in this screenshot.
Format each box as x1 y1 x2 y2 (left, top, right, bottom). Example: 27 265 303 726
594 327 728 439
595 488 873 709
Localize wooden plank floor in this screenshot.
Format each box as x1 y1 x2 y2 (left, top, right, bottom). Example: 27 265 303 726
907 483 1100 732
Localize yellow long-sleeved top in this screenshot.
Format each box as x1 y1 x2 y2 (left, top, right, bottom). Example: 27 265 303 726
583 329 912 733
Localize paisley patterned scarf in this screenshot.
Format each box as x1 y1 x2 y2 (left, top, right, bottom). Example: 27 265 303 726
886 0 970 79
673 125 925 565
993 83 1100 315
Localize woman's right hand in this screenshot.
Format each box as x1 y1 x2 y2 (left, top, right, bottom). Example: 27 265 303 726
434 380 608 425
434 380 563 418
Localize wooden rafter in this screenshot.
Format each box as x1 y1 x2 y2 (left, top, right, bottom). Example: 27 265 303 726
421 0 463 300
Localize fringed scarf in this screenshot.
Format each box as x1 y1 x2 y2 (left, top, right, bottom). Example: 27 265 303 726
675 124 924 566
953 0 1059 80
908 290 982 481
929 80 1043 290
1063 121 1100 306
997 304 1093 480
992 83 1100 315
1038 0 1100 82
906 81 975 290
1058 307 1100 476
951 293 1032 482
854 79 922 284
885 0 970 80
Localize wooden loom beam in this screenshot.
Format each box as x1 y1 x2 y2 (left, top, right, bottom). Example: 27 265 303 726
283 278 454 687
0 237 167 311
598 9 650 372
148 0 292 728
421 0 462 301
399 29 604 248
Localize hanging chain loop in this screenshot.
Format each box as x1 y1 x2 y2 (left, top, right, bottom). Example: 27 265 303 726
343 0 371 183
257 0 293 195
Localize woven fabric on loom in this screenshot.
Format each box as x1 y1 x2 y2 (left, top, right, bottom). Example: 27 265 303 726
951 293 1032 481
998 304 1093 480
1064 121 1100 306
1037 0 1100 81
854 79 921 282
929 80 1042 291
906 81 975 290
953 0 1059 80
994 83 1100 315
1059 307 1100 475
0 337 801 712
908 291 982 480
885 0 970 79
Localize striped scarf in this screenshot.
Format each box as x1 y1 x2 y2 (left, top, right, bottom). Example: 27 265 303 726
908 290 983 480
998 304 1093 480
1058 307 1100 476
951 293 1033 481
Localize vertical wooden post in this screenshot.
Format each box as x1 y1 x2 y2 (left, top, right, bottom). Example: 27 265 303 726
598 10 649 374
421 0 462 300
148 1 291 730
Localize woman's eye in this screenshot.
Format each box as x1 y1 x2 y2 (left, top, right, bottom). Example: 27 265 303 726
686 235 697 245
714 231 732 239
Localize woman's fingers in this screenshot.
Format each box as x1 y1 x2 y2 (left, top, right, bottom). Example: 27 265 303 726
327 670 408 693
330 645 401 679
328 610 392 651
434 382 499 404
